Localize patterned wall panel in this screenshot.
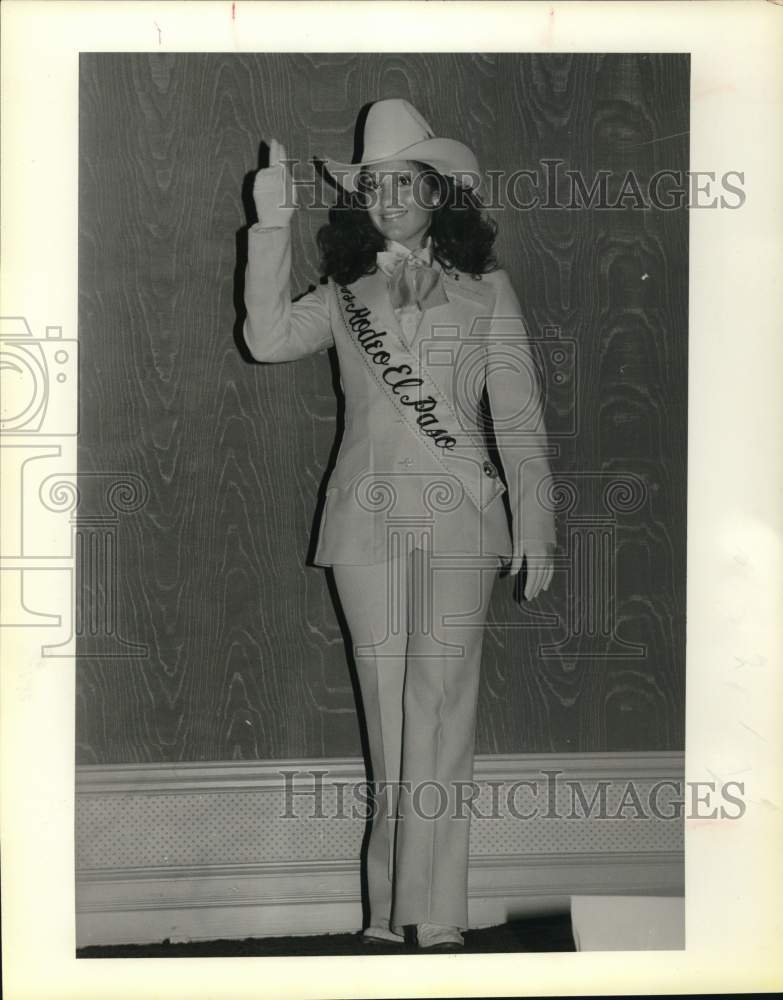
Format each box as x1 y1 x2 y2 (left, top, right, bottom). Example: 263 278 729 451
77 53 688 764
76 755 685 872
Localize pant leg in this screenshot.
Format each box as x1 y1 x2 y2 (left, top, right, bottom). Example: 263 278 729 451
391 546 499 931
332 552 408 931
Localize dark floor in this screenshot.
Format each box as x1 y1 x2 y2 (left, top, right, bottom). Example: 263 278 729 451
77 912 576 958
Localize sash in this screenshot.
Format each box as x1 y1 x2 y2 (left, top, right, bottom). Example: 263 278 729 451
335 282 504 513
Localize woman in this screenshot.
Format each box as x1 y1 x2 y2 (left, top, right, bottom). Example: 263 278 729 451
243 99 555 950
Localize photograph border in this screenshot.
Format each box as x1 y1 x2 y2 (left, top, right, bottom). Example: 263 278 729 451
2 2 782 998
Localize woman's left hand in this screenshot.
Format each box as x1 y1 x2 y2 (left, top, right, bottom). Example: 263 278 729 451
509 542 555 602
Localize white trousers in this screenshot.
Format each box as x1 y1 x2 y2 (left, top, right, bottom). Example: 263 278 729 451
333 540 499 932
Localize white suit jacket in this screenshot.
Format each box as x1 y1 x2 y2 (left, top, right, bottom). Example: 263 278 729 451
243 224 556 566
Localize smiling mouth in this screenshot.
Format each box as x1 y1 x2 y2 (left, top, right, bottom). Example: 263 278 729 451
381 211 407 220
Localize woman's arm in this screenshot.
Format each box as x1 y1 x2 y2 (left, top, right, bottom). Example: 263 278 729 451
484 268 556 595
243 224 334 362
242 139 334 363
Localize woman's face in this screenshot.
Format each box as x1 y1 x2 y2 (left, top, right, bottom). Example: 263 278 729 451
360 159 438 250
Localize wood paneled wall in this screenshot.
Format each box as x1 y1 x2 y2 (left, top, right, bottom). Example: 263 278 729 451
77 53 688 764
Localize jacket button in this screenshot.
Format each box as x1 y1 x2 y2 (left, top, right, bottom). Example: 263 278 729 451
483 460 498 478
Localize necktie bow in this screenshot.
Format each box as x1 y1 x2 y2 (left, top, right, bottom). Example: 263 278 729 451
376 241 449 313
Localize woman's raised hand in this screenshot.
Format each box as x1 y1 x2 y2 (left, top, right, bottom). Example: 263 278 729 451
253 138 298 228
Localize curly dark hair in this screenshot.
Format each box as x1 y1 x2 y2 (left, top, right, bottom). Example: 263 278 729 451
316 161 498 285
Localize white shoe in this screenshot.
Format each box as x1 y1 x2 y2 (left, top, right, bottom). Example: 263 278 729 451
417 922 464 949
361 924 405 945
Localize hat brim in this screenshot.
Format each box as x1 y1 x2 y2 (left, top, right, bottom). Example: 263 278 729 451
319 137 481 192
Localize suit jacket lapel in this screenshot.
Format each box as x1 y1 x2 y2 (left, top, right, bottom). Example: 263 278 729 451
440 270 497 312
412 271 498 347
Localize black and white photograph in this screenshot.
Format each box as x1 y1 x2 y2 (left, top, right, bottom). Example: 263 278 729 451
1 3 781 999
73 49 692 957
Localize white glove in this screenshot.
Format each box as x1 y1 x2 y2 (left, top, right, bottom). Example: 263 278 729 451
253 138 298 228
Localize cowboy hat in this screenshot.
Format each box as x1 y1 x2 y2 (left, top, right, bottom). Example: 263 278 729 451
319 98 481 193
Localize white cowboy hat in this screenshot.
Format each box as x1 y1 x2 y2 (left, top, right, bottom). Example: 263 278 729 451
319 98 481 193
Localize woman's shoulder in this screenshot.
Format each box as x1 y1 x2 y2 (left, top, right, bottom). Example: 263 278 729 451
445 263 511 286
472 266 522 306
447 266 514 303
474 265 511 287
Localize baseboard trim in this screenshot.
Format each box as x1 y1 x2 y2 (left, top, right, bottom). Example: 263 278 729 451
76 752 684 947
77 851 683 947
76 751 685 794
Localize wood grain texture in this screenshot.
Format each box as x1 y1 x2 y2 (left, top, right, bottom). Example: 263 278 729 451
77 53 688 763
